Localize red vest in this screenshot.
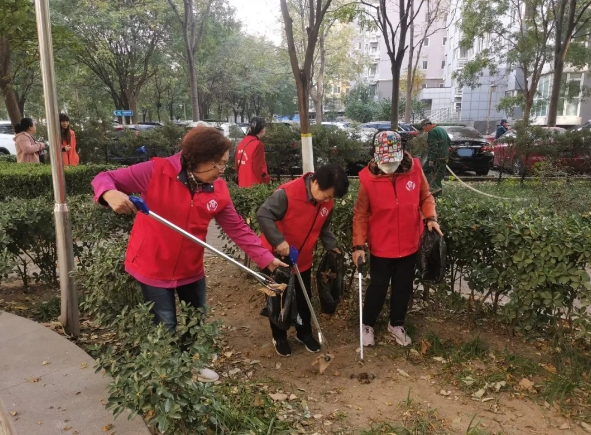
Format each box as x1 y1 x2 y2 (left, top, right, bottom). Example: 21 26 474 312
261 175 333 271
235 136 263 187
358 159 423 258
125 158 230 282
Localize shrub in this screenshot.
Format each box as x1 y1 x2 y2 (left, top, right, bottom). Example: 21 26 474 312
0 162 120 200
0 154 16 163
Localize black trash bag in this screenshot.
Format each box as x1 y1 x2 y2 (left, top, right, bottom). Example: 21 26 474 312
417 228 447 282
264 266 299 330
316 251 345 314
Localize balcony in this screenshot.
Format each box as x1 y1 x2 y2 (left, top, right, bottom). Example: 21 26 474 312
457 59 467 69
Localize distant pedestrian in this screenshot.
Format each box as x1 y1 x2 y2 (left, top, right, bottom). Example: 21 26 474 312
14 118 46 164
419 119 450 197
60 114 79 166
495 119 509 139
234 117 271 187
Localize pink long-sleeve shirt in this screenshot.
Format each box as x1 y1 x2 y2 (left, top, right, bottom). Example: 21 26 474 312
92 153 275 288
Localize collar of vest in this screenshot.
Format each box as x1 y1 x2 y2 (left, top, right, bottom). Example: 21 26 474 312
157 154 215 192
366 158 419 180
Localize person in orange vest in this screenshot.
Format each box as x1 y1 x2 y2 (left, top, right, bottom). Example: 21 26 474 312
60 113 79 166
352 131 443 348
257 164 350 357
234 117 271 187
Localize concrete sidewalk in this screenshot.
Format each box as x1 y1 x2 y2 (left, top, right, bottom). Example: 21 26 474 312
0 311 149 435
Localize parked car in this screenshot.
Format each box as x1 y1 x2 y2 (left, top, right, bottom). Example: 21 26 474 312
356 121 419 150
440 126 494 176
576 120 591 131
0 121 15 155
494 126 591 175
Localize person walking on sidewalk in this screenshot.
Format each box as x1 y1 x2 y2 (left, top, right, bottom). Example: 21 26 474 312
235 116 271 187
352 131 442 347
92 126 286 382
257 164 349 357
419 119 449 197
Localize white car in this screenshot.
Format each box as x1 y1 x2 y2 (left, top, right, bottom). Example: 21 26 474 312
0 120 15 155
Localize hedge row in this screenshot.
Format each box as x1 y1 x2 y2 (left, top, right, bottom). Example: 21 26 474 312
0 162 120 200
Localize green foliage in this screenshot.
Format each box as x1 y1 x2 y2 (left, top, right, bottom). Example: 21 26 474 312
0 162 119 200
344 86 379 123
0 155 16 163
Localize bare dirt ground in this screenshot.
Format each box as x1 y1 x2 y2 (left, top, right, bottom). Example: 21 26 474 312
204 257 590 435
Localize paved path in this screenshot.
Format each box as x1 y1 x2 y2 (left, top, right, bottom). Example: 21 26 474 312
0 311 149 435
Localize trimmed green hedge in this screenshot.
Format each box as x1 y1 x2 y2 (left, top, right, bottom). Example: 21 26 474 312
0 163 120 200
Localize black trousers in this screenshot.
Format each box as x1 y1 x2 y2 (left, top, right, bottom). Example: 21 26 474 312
268 268 313 340
362 253 416 327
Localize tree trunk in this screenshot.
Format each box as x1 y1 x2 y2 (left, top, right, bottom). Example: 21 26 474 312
547 56 566 127
0 37 22 126
391 62 401 128
315 32 326 124
187 51 200 121
523 91 534 125
404 0 414 123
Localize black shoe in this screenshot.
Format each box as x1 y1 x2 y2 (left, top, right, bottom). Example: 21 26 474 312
295 334 321 353
272 338 291 357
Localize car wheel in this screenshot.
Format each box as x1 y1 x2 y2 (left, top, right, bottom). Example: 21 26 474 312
512 157 524 176
475 169 489 176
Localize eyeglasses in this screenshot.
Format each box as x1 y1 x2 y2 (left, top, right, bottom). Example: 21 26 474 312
212 161 227 172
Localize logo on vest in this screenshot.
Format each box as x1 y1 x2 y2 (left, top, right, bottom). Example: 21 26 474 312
237 150 248 165
206 200 218 212
405 181 416 191
320 207 329 217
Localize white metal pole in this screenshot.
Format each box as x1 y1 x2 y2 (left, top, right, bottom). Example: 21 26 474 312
34 0 80 336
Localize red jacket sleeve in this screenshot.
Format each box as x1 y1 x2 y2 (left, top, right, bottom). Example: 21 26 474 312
252 141 271 184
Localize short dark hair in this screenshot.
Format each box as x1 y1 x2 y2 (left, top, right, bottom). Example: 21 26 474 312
312 163 349 198
180 127 232 171
15 117 34 134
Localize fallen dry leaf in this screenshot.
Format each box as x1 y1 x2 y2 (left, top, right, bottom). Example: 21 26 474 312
42 361 50 366
473 389 486 399
581 422 591 433
9 411 17 416
397 369 410 378
63 425 72 430
421 339 431 355
269 393 288 401
439 390 451 396
102 423 113 431
541 363 557 374
80 361 88 369
559 423 570 430
518 378 536 392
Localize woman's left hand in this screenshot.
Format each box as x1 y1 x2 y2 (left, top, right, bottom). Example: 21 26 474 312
427 221 443 236
267 257 288 272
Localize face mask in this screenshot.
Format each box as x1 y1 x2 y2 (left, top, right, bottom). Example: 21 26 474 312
378 162 400 174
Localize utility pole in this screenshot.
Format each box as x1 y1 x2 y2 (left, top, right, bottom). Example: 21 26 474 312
34 0 80 336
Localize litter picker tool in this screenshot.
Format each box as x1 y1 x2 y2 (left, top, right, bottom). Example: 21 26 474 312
128 196 282 294
287 247 334 374
357 256 365 361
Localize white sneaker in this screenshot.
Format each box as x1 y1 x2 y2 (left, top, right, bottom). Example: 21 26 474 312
388 324 412 346
197 368 219 383
362 324 375 347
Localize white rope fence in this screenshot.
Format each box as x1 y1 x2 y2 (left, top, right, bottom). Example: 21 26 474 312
445 165 528 201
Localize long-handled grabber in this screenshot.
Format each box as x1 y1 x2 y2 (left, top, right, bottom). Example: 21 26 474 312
128 196 283 294
287 247 334 374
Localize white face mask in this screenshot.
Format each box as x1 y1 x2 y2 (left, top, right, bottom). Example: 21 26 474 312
378 162 400 174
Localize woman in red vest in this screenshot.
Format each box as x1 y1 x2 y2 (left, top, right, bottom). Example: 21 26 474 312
257 164 349 357
92 126 286 382
352 131 443 348
60 114 80 166
234 117 271 187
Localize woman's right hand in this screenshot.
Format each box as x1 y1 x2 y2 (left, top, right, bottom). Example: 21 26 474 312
275 241 290 257
352 249 365 267
102 190 137 214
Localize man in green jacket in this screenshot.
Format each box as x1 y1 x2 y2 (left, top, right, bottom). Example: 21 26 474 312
420 119 450 196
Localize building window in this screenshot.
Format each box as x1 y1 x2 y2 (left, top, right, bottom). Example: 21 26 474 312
443 36 447 46
559 73 583 117
423 37 430 47
532 75 550 118
422 84 428 89
422 61 428 70
369 65 377 76
370 42 378 54
441 60 445 69
439 83 445 88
